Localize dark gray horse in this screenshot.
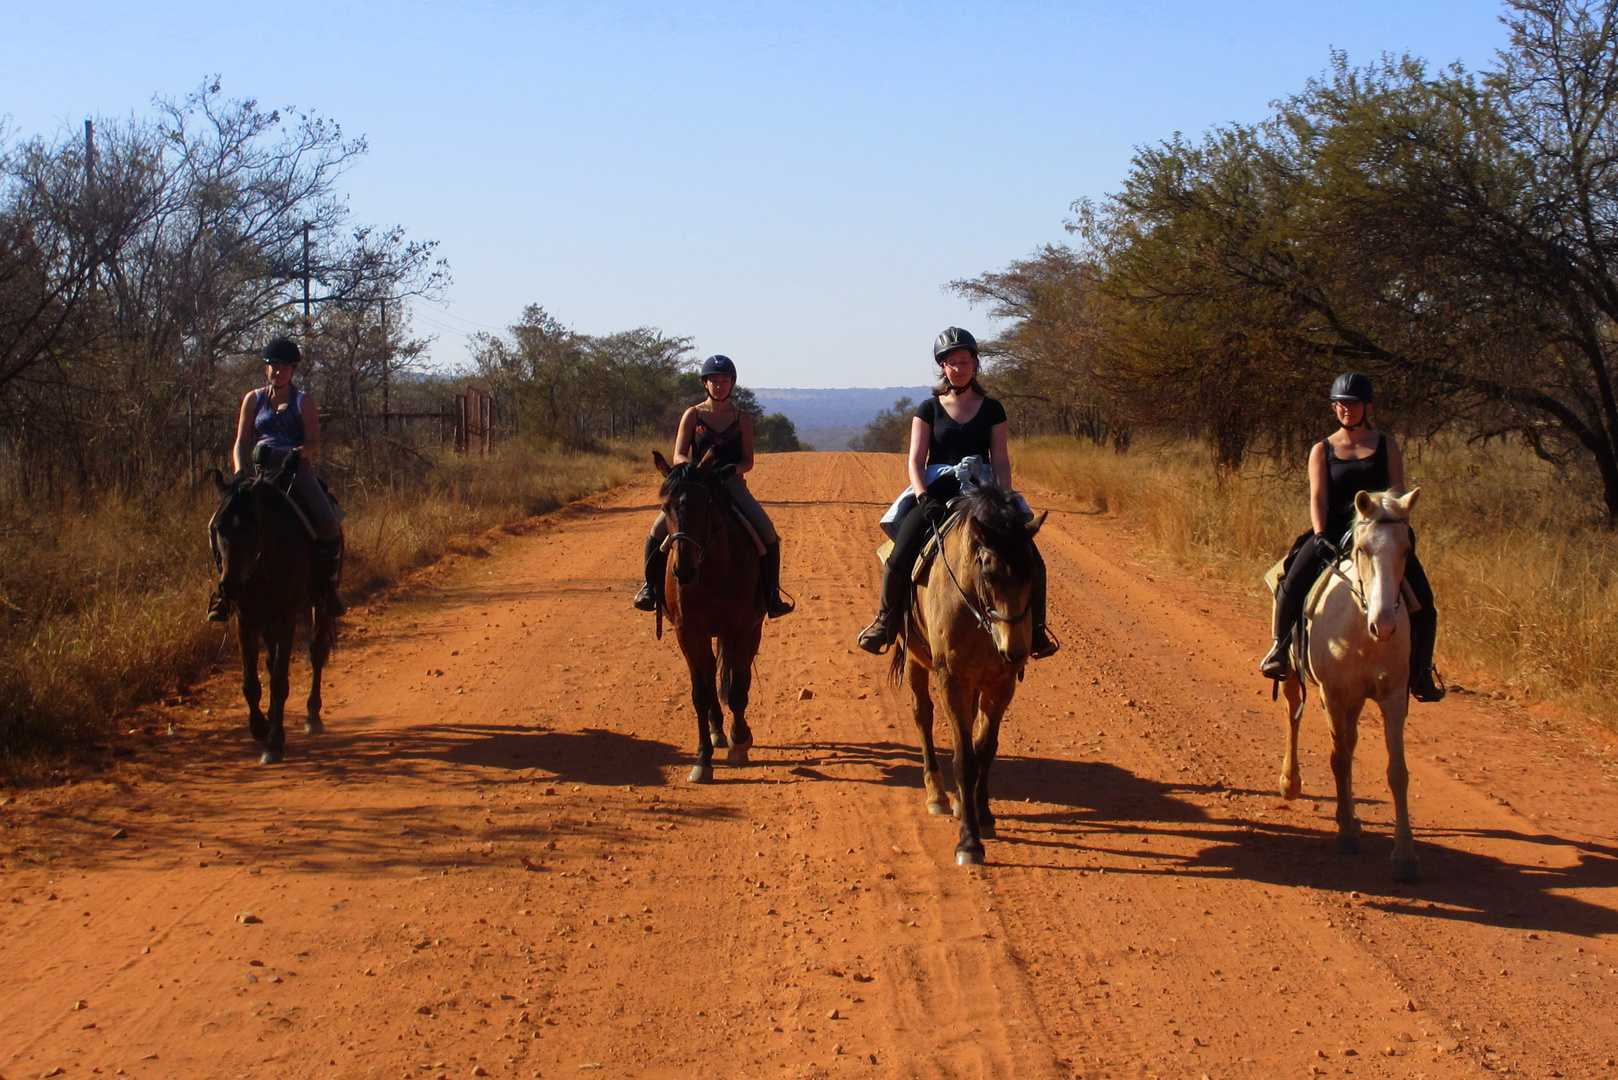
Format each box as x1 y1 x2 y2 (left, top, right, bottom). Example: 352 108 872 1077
209 462 337 764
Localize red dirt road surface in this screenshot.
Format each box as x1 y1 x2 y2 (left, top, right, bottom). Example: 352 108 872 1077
4 452 1618 1080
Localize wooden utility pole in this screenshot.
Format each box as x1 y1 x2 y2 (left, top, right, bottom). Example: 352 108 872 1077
84 120 96 290
380 296 391 434
301 222 312 334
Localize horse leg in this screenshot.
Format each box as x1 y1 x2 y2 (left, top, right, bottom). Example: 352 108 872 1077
723 623 761 766
907 657 948 816
681 633 720 783
1279 671 1305 799
305 608 330 736
939 674 985 866
973 687 1011 839
1381 690 1419 882
1323 687 1364 854
239 615 268 749
262 617 293 765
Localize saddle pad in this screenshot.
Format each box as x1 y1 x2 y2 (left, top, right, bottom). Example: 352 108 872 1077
909 509 967 584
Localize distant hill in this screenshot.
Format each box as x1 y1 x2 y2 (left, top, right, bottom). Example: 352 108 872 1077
752 386 931 450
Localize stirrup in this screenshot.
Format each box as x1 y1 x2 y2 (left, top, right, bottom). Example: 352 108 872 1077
766 589 795 619
857 618 893 655
633 583 659 612
1030 624 1059 660
1410 665 1446 703
1259 639 1290 681
206 594 233 623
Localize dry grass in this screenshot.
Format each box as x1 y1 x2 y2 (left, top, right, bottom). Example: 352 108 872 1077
1016 435 1618 728
0 441 654 777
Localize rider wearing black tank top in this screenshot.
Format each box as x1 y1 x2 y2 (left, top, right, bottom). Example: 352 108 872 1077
1260 375 1442 701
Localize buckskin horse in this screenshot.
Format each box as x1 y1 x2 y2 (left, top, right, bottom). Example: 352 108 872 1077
209 459 337 764
891 484 1046 866
653 450 765 782
1279 488 1422 882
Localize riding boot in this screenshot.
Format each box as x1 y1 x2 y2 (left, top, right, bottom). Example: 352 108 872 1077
206 586 233 623
1029 545 1059 659
633 533 666 612
759 541 794 619
857 555 910 654
311 538 348 618
1408 607 1445 702
1261 569 1310 681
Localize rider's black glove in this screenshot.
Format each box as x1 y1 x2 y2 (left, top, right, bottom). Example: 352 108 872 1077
1314 532 1340 561
713 463 737 483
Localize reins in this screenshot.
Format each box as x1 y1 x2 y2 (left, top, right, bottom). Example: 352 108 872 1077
1328 519 1406 618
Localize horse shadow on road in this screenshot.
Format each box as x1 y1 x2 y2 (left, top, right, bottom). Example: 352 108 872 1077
790 737 1618 938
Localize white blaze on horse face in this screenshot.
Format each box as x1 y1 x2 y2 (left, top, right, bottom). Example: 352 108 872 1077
1354 490 1415 643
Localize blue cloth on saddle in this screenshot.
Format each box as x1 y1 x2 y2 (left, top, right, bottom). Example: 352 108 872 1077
879 457 1031 539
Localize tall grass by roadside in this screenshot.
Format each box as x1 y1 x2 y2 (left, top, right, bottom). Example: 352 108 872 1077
0 441 654 778
1016 436 1618 728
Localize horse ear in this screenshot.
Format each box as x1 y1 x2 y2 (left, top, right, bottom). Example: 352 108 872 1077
1398 487 1421 515
696 447 718 470
1355 489 1378 519
208 467 227 492
653 451 671 477
1026 510 1048 537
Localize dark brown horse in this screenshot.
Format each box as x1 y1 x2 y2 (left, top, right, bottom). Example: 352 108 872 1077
891 484 1046 865
653 450 764 783
210 465 337 764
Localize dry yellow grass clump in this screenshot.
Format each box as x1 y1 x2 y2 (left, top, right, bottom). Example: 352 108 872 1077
0 441 654 775
1015 435 1618 728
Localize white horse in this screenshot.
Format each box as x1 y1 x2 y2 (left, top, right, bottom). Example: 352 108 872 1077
1279 489 1422 883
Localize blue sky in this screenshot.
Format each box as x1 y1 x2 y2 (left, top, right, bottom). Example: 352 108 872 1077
4 1 1511 387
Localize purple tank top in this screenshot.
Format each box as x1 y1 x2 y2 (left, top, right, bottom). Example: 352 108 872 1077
254 388 306 450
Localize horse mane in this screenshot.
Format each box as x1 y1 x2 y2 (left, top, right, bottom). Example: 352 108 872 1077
958 484 1032 557
1357 490 1412 524
660 461 705 497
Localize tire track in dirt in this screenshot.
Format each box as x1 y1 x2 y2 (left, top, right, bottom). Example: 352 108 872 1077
2 451 1616 1080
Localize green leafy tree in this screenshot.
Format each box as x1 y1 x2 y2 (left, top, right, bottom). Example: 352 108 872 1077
850 397 915 453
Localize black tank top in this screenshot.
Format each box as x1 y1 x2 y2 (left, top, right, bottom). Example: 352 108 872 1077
692 414 745 467
1324 434 1390 540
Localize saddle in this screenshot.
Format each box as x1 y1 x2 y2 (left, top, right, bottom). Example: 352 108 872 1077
875 503 967 583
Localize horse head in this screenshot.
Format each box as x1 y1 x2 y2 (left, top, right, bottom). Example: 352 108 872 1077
1352 488 1420 642
655 449 727 586
958 486 1045 665
211 472 266 600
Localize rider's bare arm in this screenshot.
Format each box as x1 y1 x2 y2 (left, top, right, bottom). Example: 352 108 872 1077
1386 436 1405 494
232 390 257 473
907 416 930 496
1308 440 1330 535
989 422 1011 489
736 410 756 475
672 407 699 464
297 393 321 462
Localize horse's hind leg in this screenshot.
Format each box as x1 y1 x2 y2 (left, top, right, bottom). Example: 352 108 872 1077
262 618 294 765
907 658 948 816
721 624 760 766
1381 692 1418 882
1324 688 1364 854
1279 672 1305 800
305 609 331 735
239 616 268 749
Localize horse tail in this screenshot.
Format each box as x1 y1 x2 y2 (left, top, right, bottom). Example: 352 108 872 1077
717 637 732 702
310 606 339 661
887 616 908 687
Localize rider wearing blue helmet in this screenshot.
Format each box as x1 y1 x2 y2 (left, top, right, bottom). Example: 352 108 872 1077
632 354 793 619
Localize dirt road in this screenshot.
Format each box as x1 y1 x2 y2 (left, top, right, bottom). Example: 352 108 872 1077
4 451 1617 1080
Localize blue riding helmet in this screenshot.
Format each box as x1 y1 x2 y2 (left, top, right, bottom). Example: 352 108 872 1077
700 354 738 380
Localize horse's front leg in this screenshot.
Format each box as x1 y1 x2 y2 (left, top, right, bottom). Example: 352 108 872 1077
1279 671 1306 800
722 622 761 765
907 657 948 816
304 609 329 735
680 631 720 783
938 673 984 866
261 617 294 765
1323 687 1364 854
239 615 268 748
1380 689 1419 882
973 683 1012 838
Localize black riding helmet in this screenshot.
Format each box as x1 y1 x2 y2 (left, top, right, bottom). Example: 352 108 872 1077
700 354 738 380
263 337 302 365
1330 372 1373 403
933 327 978 362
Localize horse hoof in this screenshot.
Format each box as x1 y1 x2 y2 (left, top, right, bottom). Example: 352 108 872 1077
926 801 951 816
688 765 713 783
260 749 283 765
726 746 750 766
305 719 324 735
956 848 985 867
1335 834 1361 855
710 731 729 750
1390 858 1420 883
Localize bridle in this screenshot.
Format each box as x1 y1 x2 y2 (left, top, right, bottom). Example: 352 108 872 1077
660 475 721 571
929 514 1032 638
1329 518 1407 618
